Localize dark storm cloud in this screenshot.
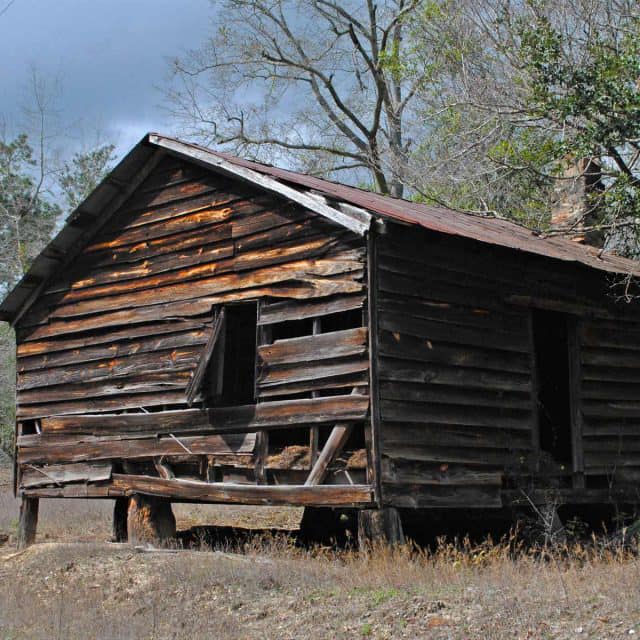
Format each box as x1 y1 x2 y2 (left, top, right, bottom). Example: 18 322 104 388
0 0 214 153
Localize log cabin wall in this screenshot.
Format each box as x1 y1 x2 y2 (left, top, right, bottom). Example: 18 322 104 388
13 154 372 505
373 222 640 509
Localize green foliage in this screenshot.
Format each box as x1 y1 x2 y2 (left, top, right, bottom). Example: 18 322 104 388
0 323 15 455
516 8 640 251
0 134 60 293
413 0 640 253
59 143 116 212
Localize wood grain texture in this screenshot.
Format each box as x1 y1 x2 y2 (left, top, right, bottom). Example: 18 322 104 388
110 474 374 506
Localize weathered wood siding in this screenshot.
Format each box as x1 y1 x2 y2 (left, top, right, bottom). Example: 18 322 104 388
579 318 640 483
14 155 370 502
374 224 640 508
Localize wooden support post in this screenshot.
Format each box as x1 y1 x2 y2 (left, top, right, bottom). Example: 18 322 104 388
127 493 176 546
305 423 352 486
255 430 268 484
357 507 404 549
17 496 39 549
153 457 175 480
568 319 585 489
309 318 322 463
305 388 364 486
112 496 129 543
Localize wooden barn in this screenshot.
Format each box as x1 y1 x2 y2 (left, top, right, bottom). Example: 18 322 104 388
4 133 640 548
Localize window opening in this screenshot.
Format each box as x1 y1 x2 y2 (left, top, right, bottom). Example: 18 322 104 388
270 317 314 341
203 301 258 406
531 309 573 465
319 308 363 333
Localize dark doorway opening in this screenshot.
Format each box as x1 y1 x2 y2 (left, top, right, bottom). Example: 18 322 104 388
205 302 257 406
531 309 573 464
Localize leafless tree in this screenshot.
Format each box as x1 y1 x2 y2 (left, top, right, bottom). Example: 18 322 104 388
166 0 429 197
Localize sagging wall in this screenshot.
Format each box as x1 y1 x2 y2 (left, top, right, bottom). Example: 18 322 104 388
373 223 640 508
13 154 371 501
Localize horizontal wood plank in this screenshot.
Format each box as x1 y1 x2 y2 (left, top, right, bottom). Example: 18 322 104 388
110 474 374 506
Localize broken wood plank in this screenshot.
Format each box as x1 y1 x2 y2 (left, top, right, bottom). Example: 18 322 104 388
258 294 365 325
111 473 374 506
39 394 369 435
18 432 256 464
20 461 113 489
305 423 353 486
258 327 367 366
186 307 226 405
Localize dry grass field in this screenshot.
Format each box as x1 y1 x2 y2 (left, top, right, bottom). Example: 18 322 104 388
2 463 640 639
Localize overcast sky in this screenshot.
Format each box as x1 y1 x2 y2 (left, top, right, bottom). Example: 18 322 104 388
1 0 214 157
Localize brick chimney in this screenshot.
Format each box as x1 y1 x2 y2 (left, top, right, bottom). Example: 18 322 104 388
550 157 603 246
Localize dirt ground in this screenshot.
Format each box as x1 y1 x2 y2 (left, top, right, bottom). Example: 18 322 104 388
2 463 640 639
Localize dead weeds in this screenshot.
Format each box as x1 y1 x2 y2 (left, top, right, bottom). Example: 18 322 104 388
1 468 640 639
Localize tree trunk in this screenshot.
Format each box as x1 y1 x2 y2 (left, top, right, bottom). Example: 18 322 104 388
358 507 404 549
17 496 39 549
127 493 176 546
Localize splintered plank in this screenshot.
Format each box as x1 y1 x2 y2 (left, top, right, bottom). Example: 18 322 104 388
18 432 256 464
78 220 233 269
258 294 365 325
17 329 209 372
110 474 374 506
258 374 368 398
19 282 360 341
18 370 192 404
17 347 201 391
17 319 209 356
42 255 363 319
39 394 370 435
257 358 369 388
17 391 189 420
20 461 113 489
47 235 344 305
258 328 367 366
49 240 236 294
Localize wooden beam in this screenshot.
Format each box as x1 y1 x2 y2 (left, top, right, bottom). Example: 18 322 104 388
309 317 322 464
18 432 256 465
255 430 268 484
186 307 226 405
111 473 374 506
305 423 352 486
17 497 38 549
366 229 383 505
149 135 372 236
39 394 369 435
568 317 585 488
358 507 405 548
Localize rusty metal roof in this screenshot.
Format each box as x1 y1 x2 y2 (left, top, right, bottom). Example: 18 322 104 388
187 139 639 278
1 132 639 324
